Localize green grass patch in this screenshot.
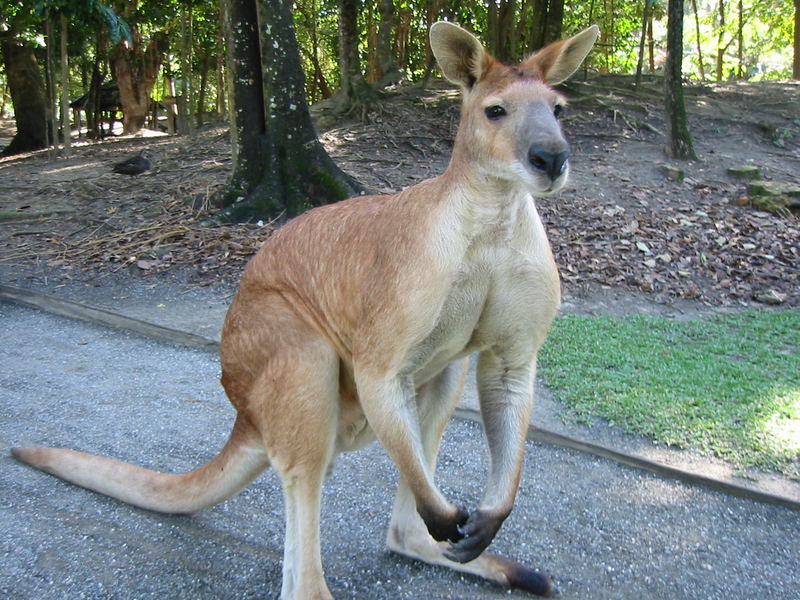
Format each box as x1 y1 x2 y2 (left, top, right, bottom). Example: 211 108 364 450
538 310 800 478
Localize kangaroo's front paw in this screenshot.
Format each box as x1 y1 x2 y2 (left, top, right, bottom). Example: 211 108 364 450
443 509 506 563
417 503 468 543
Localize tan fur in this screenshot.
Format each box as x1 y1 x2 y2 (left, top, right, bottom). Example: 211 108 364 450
12 22 598 600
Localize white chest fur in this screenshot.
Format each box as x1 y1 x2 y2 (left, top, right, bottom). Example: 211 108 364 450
408 195 560 384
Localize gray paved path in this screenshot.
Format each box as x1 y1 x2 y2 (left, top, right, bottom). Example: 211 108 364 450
2 302 798 599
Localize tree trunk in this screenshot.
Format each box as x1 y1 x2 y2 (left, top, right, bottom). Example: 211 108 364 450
178 6 194 134
296 0 334 100
60 14 71 157
794 0 800 79
0 79 8 117
496 0 517 63
0 36 49 156
197 48 211 127
163 73 177 134
337 0 378 111
301 45 334 100
86 61 102 138
216 24 227 116
544 0 563 46
530 0 548 51
218 0 269 206
216 0 363 222
366 2 379 81
529 0 563 52
730 0 748 80
716 0 726 80
86 32 107 139
395 6 412 69
515 0 533 56
419 0 441 82
487 0 499 57
635 0 652 86
736 0 744 79
608 0 616 71
664 0 697 160
692 0 706 80
647 10 655 72
45 16 59 156
110 21 166 135
376 0 403 85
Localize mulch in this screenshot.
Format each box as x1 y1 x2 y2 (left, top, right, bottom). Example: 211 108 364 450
542 191 799 307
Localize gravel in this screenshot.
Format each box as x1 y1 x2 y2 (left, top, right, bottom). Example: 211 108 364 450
1 302 798 599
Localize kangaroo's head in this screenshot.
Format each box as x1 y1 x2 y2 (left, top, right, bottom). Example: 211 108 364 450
430 22 599 197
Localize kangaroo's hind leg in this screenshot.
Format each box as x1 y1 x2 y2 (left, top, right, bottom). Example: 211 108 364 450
228 299 340 600
273 364 338 600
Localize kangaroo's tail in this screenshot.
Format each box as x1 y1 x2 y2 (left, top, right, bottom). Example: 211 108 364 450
11 416 269 514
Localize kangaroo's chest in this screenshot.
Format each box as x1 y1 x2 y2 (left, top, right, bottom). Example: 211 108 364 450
408 239 557 383
410 258 491 378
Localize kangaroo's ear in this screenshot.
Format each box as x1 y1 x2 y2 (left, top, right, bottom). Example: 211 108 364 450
524 25 600 85
430 21 493 89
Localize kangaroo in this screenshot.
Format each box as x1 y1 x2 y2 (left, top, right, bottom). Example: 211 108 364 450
12 22 599 599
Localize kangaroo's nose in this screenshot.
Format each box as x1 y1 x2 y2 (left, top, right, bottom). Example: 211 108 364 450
528 147 571 181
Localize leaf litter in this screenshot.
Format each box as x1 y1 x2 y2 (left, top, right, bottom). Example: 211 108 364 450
0 77 798 306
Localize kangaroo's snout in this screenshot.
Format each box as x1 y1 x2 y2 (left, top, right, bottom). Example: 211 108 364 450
528 146 570 181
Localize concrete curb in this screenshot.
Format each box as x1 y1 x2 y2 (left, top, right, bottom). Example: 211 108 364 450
0 285 218 351
3 284 798 513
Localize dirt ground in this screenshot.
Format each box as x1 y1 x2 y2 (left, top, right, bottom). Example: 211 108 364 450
1 74 799 309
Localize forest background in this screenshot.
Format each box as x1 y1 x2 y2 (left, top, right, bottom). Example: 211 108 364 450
0 0 797 160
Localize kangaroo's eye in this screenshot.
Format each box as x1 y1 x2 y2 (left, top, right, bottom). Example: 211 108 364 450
553 104 565 119
484 105 507 120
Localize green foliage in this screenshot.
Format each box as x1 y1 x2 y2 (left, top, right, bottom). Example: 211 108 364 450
565 0 651 73
2 0 795 123
30 1 131 44
538 310 800 477
93 3 132 45
684 0 794 80
294 0 341 102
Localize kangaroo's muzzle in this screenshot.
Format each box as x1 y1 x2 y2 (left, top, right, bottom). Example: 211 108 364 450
528 147 571 181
